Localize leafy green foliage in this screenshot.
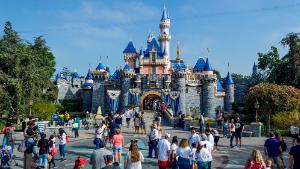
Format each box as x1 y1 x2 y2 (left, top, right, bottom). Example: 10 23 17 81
257 33 300 88
272 110 300 129
0 21 57 117
58 100 82 112
32 101 57 121
246 83 300 114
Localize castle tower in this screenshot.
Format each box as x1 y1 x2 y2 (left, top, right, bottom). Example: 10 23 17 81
119 64 135 113
224 71 234 112
172 47 186 115
201 58 217 118
91 65 109 113
158 5 171 69
252 62 258 76
82 69 93 113
123 41 137 70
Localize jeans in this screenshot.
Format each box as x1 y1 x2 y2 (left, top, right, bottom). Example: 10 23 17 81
230 132 235 146
148 140 158 157
223 128 229 138
2 136 6 148
199 123 204 133
208 161 212 169
59 144 66 158
177 157 191 169
74 128 79 138
39 153 48 168
48 156 56 168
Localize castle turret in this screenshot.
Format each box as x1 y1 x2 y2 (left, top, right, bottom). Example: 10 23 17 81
158 5 171 69
224 72 234 112
119 63 135 113
91 67 108 113
201 58 217 118
82 69 93 112
172 46 186 115
123 41 137 70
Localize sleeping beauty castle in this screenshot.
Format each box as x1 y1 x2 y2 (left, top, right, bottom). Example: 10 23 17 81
55 6 235 118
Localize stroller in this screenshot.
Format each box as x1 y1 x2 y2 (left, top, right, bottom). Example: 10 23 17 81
0 145 18 167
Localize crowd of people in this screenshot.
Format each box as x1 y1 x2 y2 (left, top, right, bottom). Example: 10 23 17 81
1 108 300 169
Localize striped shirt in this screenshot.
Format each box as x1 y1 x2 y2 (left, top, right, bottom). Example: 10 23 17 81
35 121 45 133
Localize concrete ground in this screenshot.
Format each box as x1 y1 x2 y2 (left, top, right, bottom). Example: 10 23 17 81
0 111 292 169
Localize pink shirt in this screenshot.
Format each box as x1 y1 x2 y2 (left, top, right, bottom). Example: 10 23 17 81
112 134 124 147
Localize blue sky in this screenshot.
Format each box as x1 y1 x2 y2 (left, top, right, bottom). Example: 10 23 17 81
1 0 300 77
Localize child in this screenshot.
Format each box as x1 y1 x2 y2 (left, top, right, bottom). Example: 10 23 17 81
190 142 197 169
74 156 87 169
266 160 272 169
48 135 57 168
1 147 10 166
223 119 229 138
212 129 220 150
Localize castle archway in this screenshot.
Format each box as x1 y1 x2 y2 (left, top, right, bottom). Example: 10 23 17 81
141 91 162 111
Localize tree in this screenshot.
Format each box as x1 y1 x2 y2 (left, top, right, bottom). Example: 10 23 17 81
257 33 300 88
0 21 57 117
213 70 221 79
246 83 300 132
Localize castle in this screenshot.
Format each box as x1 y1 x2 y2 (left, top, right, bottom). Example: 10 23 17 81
55 6 236 118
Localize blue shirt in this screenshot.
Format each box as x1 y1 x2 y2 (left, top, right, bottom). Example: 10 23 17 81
264 138 281 157
289 145 300 169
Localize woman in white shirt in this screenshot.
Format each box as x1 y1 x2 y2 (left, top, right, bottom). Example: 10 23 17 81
58 128 67 161
290 123 299 146
195 142 212 169
124 143 144 169
170 136 179 169
176 138 191 169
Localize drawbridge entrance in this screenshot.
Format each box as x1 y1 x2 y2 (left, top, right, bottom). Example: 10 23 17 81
141 91 162 111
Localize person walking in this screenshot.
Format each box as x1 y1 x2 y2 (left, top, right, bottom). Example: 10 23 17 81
189 127 201 148
89 142 112 169
264 132 283 169
157 133 171 169
58 128 67 161
195 142 212 169
289 136 300 169
170 136 179 169
2 122 14 151
275 132 287 169
115 113 123 129
229 118 236 148
244 149 266 169
234 117 244 148
200 134 213 169
134 113 141 134
112 128 124 164
124 143 144 169
125 108 132 128
290 123 299 146
199 113 205 133
223 119 229 138
140 111 147 134
212 129 220 150
176 138 191 169
74 115 81 138
148 124 159 158
24 129 36 169
48 135 57 169
36 119 46 134
94 124 103 149
37 133 49 168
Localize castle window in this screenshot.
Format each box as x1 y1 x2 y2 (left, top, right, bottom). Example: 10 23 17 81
185 88 188 93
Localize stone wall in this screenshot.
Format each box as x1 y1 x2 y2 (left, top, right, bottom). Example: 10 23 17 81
234 79 251 104
202 80 215 118
56 78 83 101
119 77 131 113
224 84 234 112
81 90 92 113
185 86 201 116
91 81 106 113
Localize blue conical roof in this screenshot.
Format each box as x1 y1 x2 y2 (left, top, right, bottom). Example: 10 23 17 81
96 63 105 71
123 64 131 72
161 5 168 20
194 57 206 72
105 66 110 73
217 80 225 92
85 70 93 80
203 58 213 71
72 72 80 78
123 41 136 53
224 72 234 84
110 70 121 80
252 62 257 75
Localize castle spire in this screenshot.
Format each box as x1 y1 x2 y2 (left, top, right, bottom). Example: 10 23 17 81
176 41 181 63
161 4 168 20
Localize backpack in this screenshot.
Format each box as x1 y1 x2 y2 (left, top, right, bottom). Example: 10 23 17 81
281 140 287 152
18 140 27 152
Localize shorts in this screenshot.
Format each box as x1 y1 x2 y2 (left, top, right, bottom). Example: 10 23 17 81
235 132 242 138
291 134 299 139
113 145 122 153
268 156 283 168
158 160 168 167
135 126 140 130
140 123 145 129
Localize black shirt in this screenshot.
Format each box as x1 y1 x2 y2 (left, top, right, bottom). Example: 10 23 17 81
289 144 300 169
37 138 49 155
235 121 244 133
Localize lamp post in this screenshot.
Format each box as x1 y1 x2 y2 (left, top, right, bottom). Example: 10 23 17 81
29 100 33 117
265 100 271 134
254 99 260 122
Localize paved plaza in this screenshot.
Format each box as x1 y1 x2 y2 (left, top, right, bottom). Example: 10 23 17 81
1 111 293 169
